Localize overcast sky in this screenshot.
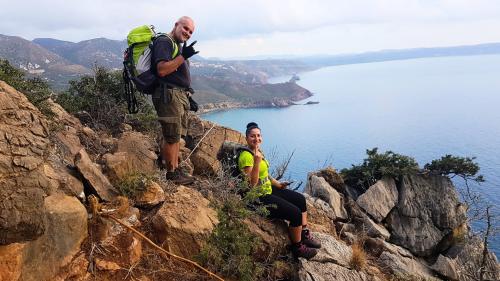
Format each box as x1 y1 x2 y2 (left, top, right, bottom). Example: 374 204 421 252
1 0 499 59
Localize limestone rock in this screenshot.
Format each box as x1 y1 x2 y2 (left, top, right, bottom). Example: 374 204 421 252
133 181 165 208
450 236 500 281
299 259 369 281
0 243 25 281
152 186 219 258
244 216 289 260
386 175 467 257
75 148 118 201
356 177 398 222
379 251 440 280
431 255 459 281
304 195 337 235
20 194 88 281
362 216 391 240
305 175 347 220
309 232 353 267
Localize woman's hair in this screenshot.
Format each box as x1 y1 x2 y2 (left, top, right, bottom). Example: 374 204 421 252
245 122 260 136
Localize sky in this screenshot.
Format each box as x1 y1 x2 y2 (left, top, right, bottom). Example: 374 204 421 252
1 0 499 59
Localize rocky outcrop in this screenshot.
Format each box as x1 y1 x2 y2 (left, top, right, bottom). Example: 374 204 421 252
152 186 219 258
356 177 397 222
386 175 467 256
305 175 347 220
379 251 440 280
0 81 51 244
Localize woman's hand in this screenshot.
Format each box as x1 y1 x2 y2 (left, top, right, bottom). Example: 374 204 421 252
275 180 292 189
253 148 263 163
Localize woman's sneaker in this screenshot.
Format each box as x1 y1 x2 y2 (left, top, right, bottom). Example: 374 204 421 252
301 229 321 249
292 242 318 259
165 169 195 185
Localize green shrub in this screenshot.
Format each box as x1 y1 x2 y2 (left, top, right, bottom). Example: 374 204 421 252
424 154 484 183
116 172 154 198
0 59 54 117
56 66 157 135
341 148 419 191
197 194 265 281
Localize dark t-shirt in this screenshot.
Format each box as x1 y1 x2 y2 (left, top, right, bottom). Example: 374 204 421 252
152 36 191 88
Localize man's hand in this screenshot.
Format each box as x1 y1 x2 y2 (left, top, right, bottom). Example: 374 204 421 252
181 41 199 59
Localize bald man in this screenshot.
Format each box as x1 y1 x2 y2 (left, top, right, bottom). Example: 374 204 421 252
152 16 198 184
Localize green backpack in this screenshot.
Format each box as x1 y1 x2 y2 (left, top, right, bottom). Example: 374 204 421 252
123 25 178 113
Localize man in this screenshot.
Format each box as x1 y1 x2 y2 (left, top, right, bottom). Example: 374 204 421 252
152 16 198 184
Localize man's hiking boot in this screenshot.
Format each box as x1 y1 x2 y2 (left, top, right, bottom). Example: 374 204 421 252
301 229 321 249
292 242 318 259
166 169 195 185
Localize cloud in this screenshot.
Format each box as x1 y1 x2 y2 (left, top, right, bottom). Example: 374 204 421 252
0 0 499 57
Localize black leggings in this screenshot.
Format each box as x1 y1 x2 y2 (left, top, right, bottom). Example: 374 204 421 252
258 186 307 227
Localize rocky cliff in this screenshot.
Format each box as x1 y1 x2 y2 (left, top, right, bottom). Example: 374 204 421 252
0 80 498 281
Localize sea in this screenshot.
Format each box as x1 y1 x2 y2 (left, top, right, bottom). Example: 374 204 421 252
202 54 500 256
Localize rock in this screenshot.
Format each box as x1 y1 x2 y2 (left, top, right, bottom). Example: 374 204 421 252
186 116 245 176
133 181 165 208
356 177 398 222
386 175 467 257
309 232 353 267
299 259 369 281
362 216 391 240
152 186 219 258
20 194 88 281
45 98 81 129
53 128 84 165
365 238 413 258
103 131 157 182
95 258 121 271
304 195 336 235
0 81 53 244
450 236 500 281
304 175 347 220
342 232 356 245
316 166 345 192
75 148 118 201
53 252 89 281
431 255 459 280
244 216 289 260
0 243 25 281
379 251 440 280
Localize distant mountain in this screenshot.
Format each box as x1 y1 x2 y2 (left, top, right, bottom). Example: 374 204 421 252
299 43 500 67
34 37 126 69
0 34 89 88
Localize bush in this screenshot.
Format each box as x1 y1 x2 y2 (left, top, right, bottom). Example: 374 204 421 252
341 148 419 191
0 59 54 117
116 172 154 198
349 241 367 271
197 194 264 281
424 154 484 183
56 66 157 135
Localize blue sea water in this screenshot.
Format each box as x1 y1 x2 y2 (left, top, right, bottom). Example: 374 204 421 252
203 55 500 256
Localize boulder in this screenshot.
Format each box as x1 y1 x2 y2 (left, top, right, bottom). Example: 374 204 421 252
244 216 289 260
133 181 165 208
386 175 467 257
362 216 391 240
299 260 368 281
356 177 398 222
304 195 337 235
75 148 118 201
186 115 245 176
20 194 88 281
152 186 219 258
308 232 353 267
379 251 440 281
305 175 347 220
0 81 52 244
103 131 157 182
431 255 459 281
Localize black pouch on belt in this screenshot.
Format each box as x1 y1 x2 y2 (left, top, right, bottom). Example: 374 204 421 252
188 96 199 112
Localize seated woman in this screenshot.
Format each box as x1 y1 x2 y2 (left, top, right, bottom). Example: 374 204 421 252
239 122 321 259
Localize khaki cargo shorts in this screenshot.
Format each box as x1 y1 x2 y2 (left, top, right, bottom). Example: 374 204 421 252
152 86 189 143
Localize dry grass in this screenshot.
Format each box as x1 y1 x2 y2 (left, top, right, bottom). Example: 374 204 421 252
349 241 367 271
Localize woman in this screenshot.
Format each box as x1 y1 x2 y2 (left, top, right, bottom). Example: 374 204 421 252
239 122 321 259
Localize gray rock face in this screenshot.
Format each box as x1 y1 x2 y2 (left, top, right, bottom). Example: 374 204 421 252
305 175 347 220
452 236 500 281
379 251 440 280
356 177 398 222
431 255 459 281
362 215 391 240
299 232 370 281
386 175 467 257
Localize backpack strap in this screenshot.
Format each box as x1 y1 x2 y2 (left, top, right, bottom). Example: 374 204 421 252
152 33 179 59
